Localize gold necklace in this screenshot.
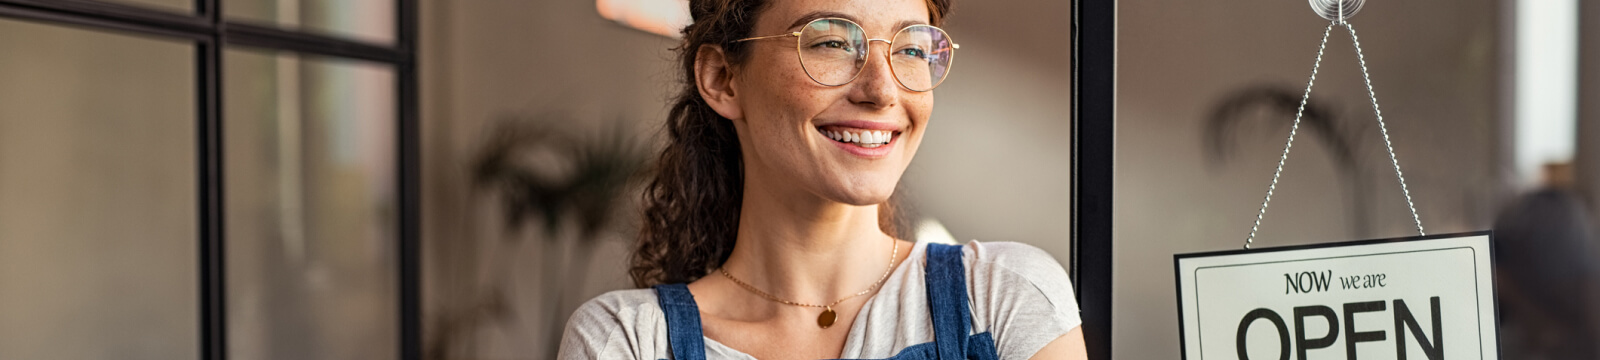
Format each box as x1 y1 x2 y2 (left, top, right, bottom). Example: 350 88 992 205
717 238 899 329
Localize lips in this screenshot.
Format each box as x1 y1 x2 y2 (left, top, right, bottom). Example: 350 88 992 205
815 123 903 158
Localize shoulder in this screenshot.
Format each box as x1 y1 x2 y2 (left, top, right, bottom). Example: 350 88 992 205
572 288 661 318
959 240 1063 272
557 288 667 360
952 241 1082 359
959 240 1074 293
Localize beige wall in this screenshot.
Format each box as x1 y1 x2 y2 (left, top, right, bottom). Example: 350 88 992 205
1115 0 1503 358
419 0 1076 357
1580 0 1600 209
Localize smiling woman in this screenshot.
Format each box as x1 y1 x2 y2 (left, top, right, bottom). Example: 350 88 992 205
557 0 1087 359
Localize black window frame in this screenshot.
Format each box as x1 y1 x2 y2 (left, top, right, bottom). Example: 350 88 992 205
1071 0 1113 358
0 0 420 359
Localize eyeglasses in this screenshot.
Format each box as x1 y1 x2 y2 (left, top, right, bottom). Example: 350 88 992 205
733 18 960 92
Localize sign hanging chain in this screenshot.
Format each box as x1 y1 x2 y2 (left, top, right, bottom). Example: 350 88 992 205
1243 20 1426 249
1347 22 1425 238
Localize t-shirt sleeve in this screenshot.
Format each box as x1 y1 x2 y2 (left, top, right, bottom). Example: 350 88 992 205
557 298 627 360
556 290 664 360
965 241 1083 360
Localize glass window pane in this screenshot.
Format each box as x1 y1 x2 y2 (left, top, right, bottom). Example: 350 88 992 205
0 19 196 360
1112 1 1501 358
227 0 396 45
224 48 398 360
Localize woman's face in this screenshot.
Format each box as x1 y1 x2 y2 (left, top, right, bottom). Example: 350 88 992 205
726 0 935 206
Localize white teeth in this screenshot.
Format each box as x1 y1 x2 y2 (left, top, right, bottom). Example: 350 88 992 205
822 128 894 145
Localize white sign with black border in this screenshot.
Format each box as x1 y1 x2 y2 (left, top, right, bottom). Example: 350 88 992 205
1175 231 1499 360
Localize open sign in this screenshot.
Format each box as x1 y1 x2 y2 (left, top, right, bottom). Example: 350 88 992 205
1175 232 1499 359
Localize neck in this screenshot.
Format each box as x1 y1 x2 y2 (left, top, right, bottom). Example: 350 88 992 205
721 175 897 305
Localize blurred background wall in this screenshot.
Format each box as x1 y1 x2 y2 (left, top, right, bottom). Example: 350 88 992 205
1583 0 1600 207
2 0 1597 358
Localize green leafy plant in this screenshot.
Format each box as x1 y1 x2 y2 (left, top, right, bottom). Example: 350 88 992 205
429 114 649 359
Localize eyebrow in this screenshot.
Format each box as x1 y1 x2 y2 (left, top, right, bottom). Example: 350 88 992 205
785 11 930 33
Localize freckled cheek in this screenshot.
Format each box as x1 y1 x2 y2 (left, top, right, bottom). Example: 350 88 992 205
742 79 814 139
787 82 832 112
756 98 822 157
771 89 832 135
904 94 935 130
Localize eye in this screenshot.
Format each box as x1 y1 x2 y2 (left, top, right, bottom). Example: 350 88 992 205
895 46 928 60
812 40 853 51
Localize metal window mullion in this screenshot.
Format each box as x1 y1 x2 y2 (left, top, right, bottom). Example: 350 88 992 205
0 0 208 32
396 0 421 359
197 40 227 360
197 0 227 359
224 22 405 64
1070 0 1114 359
0 2 209 40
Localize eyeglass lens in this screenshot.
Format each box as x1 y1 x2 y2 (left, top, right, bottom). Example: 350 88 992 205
797 19 955 91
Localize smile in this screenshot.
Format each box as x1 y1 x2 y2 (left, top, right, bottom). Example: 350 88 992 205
821 128 896 148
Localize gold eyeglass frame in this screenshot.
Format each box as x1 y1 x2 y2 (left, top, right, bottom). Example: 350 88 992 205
732 17 960 92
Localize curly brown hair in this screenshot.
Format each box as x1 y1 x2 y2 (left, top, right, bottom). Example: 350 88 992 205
629 0 953 288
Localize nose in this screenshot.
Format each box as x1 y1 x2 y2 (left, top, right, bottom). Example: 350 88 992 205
847 39 900 109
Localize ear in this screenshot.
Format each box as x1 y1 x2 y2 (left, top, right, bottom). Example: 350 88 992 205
694 44 744 121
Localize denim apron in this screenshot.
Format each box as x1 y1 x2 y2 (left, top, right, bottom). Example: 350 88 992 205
652 243 1001 360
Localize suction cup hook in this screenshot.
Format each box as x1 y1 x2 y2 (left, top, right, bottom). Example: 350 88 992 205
1308 0 1364 23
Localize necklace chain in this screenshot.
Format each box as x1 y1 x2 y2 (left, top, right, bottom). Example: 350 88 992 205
718 238 899 309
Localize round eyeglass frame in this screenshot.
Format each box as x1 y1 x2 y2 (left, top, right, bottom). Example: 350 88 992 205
732 17 961 92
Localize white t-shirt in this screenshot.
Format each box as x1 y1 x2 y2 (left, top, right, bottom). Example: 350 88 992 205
557 240 1082 360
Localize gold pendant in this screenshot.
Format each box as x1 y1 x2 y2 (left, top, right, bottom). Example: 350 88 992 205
817 307 837 329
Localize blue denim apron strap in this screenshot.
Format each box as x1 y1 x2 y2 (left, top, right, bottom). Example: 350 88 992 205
654 283 708 360
924 243 973 360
